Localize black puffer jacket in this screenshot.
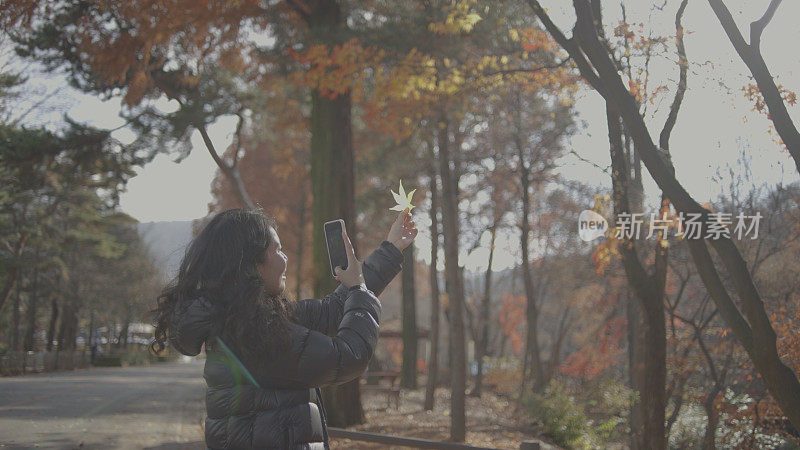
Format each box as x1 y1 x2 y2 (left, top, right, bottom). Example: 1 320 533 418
169 240 403 449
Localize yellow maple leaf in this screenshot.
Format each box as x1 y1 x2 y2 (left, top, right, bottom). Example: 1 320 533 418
389 179 416 212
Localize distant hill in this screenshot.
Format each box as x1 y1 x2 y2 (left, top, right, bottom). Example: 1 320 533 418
137 221 195 278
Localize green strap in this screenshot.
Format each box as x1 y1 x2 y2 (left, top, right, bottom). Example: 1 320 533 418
214 336 261 389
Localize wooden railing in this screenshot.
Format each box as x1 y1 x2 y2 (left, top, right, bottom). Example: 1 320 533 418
328 428 544 449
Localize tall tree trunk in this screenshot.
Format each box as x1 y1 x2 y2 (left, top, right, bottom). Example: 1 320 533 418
401 243 418 389
424 164 441 411
105 321 113 352
305 1 362 427
24 262 38 352
313 88 362 427
517 149 544 396
64 274 80 351
57 304 67 352
625 124 649 450
437 113 466 441
119 314 130 349
0 234 28 316
471 222 497 397
545 307 570 384
702 389 721 450
12 288 21 351
295 188 307 301
46 297 58 352
24 293 37 352
65 303 78 351
607 104 667 450
627 290 647 449
88 310 95 349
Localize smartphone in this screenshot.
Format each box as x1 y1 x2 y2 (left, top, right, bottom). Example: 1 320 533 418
323 219 348 278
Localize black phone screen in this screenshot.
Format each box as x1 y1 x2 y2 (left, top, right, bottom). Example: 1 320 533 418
324 220 348 277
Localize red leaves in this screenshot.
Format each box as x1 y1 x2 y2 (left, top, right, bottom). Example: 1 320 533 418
559 316 626 379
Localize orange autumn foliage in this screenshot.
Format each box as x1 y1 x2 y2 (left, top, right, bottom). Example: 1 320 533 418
498 292 525 356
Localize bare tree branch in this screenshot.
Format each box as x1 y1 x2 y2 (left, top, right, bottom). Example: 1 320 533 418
526 0 608 97
231 109 246 170
659 0 689 151
750 0 782 49
197 124 256 209
708 0 800 176
479 58 571 77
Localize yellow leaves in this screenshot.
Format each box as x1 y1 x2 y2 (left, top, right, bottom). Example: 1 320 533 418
460 13 483 32
360 9 579 147
592 235 619 275
592 193 612 213
476 55 498 72
587 193 618 275
428 0 482 35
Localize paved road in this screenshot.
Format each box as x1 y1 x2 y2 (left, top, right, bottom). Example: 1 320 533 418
0 358 207 449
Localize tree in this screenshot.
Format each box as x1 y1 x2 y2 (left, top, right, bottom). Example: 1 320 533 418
527 0 800 432
424 150 442 411
353 0 575 438
0 119 144 316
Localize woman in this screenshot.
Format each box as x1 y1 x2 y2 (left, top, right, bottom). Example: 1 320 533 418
151 208 418 449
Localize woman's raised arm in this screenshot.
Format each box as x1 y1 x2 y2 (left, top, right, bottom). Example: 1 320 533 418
294 240 402 335
269 285 383 388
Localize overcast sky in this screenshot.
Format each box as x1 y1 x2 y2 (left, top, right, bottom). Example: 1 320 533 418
6 0 799 273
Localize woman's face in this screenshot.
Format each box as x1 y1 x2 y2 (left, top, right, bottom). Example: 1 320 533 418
258 226 288 296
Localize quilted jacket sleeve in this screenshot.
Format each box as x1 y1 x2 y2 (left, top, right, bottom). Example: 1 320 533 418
295 240 402 336
168 297 216 356
270 285 382 388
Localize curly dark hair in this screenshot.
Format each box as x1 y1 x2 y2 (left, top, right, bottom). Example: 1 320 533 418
150 208 298 371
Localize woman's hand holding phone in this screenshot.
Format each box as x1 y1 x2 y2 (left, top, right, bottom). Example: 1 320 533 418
333 228 365 289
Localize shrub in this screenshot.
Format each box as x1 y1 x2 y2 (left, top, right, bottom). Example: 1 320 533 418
523 380 592 448
521 377 633 449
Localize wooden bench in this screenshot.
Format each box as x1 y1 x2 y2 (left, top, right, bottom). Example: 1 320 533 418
360 371 401 409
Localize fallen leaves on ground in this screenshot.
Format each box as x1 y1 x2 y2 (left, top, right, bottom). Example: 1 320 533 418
330 384 557 449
